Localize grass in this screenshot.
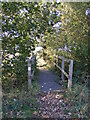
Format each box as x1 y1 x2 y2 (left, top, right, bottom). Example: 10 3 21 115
2 72 40 118
64 83 88 118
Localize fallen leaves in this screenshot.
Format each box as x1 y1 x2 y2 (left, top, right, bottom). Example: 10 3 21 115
36 91 72 118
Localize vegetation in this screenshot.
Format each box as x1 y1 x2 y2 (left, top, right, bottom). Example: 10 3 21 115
39 2 89 118
1 1 89 119
2 79 40 118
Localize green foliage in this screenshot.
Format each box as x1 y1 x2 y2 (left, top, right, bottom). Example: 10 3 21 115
2 77 40 118
43 4 89 118
2 2 58 90
2 2 59 118
2 2 89 119
66 83 88 118
44 2 88 84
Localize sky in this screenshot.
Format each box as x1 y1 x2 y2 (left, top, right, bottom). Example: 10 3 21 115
56 0 60 3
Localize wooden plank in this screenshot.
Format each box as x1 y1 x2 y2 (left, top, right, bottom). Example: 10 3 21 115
28 59 31 89
61 56 64 81
54 62 69 78
68 60 73 91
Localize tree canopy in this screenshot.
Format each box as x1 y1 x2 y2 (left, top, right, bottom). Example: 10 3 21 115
2 2 89 89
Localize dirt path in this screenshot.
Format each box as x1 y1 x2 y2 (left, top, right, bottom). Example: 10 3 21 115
37 54 61 93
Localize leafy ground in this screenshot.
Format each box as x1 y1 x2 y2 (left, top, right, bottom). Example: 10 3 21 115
34 82 88 119
35 90 72 119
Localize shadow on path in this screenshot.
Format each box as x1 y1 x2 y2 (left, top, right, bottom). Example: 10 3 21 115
37 54 61 93
37 69 61 93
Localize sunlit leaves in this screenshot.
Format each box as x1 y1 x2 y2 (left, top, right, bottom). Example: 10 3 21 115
2 2 59 90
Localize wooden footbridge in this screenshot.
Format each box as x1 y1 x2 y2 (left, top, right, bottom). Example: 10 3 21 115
27 53 73 91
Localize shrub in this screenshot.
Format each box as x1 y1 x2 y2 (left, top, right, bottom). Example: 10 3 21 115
66 83 88 118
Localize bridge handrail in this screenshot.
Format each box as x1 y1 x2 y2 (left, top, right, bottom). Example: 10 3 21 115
54 55 73 91
56 55 71 62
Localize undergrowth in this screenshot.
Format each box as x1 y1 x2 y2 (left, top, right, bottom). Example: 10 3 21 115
2 72 40 119
65 82 88 119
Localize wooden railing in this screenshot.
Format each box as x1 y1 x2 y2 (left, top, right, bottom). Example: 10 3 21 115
28 55 36 89
54 55 73 91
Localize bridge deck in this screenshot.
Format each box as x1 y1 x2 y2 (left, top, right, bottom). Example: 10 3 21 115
37 54 61 93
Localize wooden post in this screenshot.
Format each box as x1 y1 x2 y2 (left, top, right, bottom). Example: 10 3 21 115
54 56 56 70
28 59 32 89
35 55 36 70
68 60 73 91
61 56 64 81
57 56 60 72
